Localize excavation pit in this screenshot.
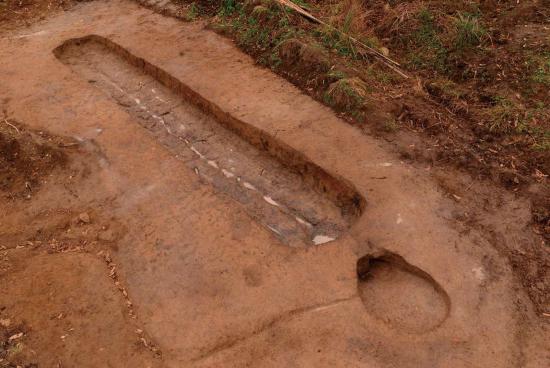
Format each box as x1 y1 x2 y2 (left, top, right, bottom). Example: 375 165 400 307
54 35 365 247
357 253 451 334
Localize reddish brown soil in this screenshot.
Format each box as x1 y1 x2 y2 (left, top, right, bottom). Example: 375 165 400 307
0 1 548 367
0 122 161 367
0 0 78 32
0 118 68 198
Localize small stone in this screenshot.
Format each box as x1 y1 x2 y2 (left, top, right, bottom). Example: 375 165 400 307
78 212 91 224
98 229 115 242
0 318 11 327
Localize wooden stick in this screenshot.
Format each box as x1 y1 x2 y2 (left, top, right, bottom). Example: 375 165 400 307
276 0 410 78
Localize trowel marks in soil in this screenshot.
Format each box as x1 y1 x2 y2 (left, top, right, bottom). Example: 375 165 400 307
357 253 451 334
54 35 365 247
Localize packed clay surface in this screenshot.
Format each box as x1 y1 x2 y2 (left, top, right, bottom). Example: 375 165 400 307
0 1 548 367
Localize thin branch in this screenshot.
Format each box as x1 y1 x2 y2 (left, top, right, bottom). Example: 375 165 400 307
276 0 410 79
3 119 20 134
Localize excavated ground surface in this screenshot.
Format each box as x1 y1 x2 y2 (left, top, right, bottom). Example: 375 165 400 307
53 35 364 247
0 1 548 367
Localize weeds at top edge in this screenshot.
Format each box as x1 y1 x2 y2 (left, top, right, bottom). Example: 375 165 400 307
289 0 312 10
452 12 487 51
185 3 199 21
529 51 550 87
218 0 238 17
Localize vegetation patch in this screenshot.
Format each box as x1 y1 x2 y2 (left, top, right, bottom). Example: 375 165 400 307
483 97 549 150
529 51 550 87
451 12 487 51
324 77 368 112
405 8 449 73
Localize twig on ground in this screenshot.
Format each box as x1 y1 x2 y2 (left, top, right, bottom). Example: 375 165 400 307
3 119 20 134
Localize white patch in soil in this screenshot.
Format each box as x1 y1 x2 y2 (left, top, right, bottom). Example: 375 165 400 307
190 146 205 159
472 267 485 282
312 235 335 245
8 30 48 40
396 213 403 224
243 182 256 191
222 169 235 178
295 216 312 228
263 196 280 207
267 225 282 236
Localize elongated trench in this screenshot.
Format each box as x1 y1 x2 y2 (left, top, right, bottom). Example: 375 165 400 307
54 35 365 247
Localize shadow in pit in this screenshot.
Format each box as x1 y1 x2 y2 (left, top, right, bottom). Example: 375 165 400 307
53 35 366 247
357 252 451 334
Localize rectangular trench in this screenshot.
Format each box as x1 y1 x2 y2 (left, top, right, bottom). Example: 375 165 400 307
54 35 365 247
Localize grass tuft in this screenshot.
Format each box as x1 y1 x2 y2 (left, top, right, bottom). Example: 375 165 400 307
530 51 550 86
219 0 238 17
185 3 199 21
484 97 549 150
407 8 448 73
324 77 368 111
314 25 357 58
452 12 487 50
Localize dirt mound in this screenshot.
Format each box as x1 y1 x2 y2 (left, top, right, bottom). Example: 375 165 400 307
325 77 369 111
0 119 70 198
0 0 82 32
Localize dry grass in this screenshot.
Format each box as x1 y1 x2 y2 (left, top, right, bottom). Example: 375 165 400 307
324 76 369 111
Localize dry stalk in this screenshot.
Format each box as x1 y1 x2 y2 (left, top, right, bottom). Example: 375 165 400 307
276 0 410 78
